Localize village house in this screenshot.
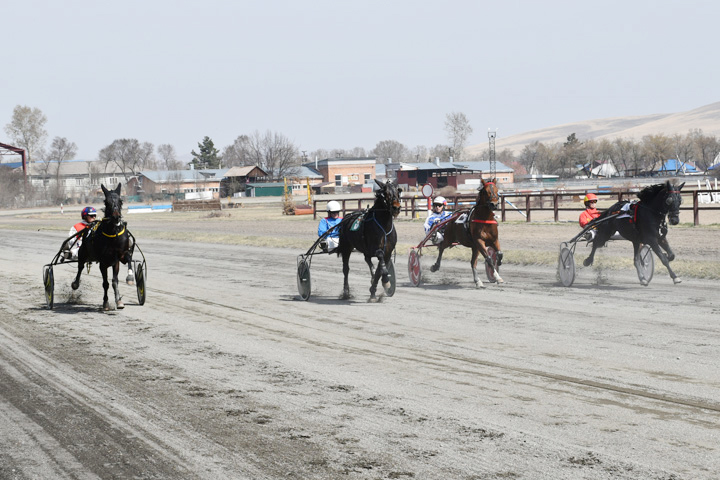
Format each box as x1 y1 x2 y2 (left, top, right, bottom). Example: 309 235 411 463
395 160 514 191
127 168 229 200
303 157 377 193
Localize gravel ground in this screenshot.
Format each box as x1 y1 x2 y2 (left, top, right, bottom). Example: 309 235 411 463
0 205 718 479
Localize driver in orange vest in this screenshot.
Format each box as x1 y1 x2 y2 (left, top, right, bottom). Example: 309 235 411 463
579 193 600 227
64 206 97 261
579 193 601 241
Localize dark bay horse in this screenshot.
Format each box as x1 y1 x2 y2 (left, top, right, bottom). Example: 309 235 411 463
337 179 402 300
583 180 684 284
72 183 133 310
430 178 504 288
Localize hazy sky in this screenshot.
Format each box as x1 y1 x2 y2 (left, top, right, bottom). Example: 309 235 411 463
3 0 718 160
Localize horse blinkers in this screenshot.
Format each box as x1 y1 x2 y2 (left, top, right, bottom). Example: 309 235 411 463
479 179 499 210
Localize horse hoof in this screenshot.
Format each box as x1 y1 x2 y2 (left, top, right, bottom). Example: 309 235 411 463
496 276 504 284
673 277 682 284
103 303 111 311
583 258 592 267
430 265 438 272
116 302 125 309
71 281 79 290
126 275 135 285
475 282 486 289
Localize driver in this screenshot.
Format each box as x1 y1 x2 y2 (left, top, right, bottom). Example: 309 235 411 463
424 196 452 244
318 200 343 252
65 206 97 261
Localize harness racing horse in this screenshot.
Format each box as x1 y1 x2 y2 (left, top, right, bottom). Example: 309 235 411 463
430 178 504 288
71 183 134 310
583 180 685 285
337 179 402 300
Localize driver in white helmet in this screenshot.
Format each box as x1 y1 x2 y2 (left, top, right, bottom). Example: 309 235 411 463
318 200 343 252
424 196 452 244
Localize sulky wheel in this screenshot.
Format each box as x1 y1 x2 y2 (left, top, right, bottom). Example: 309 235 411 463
297 258 312 301
485 247 499 283
407 249 422 287
384 258 396 297
635 244 654 286
557 244 576 287
43 265 54 309
134 260 147 305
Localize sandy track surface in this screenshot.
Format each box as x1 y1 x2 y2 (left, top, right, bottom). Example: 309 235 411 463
1 212 719 479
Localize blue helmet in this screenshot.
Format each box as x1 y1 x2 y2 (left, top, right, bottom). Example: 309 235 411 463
81 206 97 220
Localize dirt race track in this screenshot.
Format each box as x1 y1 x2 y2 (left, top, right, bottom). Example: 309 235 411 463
1 207 719 480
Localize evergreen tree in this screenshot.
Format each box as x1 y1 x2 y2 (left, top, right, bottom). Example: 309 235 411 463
191 136 222 168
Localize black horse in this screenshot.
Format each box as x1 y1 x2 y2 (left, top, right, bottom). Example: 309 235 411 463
583 180 685 284
337 179 402 300
72 183 134 310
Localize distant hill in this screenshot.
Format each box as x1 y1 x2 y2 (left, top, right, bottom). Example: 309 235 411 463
466 101 720 156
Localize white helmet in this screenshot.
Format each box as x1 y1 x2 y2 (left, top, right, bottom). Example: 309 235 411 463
433 196 447 206
326 200 341 212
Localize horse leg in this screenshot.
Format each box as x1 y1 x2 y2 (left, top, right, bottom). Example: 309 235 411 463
469 248 484 289
71 259 84 290
125 240 135 285
364 256 375 277
376 249 391 293
648 240 681 284
583 228 611 267
489 238 504 283
112 262 124 309
341 250 352 299
430 244 445 272
658 236 675 262
101 266 111 311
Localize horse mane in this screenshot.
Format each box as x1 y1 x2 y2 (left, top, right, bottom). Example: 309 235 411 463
636 183 665 203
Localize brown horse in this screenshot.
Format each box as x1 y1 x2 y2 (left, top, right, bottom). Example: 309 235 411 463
430 178 504 287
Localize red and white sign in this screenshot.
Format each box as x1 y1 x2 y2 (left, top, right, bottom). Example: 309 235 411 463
421 183 434 198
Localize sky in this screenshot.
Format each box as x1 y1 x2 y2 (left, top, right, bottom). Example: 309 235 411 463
2 0 719 161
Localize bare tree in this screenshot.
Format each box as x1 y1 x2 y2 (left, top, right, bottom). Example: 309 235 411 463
157 144 182 170
518 141 543 174
689 129 720 171
222 135 251 167
241 130 299 179
427 144 452 162
98 139 156 184
672 133 694 169
372 140 410 164
641 134 673 173
4 105 48 174
444 112 473 161
45 137 78 201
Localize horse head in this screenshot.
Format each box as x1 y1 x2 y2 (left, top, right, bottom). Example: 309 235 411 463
477 177 499 210
665 180 684 225
101 183 124 220
374 179 402 217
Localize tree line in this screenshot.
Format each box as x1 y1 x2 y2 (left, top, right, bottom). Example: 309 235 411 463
507 131 720 178
3 104 719 206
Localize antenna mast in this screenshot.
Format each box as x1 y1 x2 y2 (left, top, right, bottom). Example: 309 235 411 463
488 129 497 177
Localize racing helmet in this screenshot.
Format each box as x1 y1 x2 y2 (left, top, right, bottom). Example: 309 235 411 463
81 206 97 220
583 193 598 205
433 196 447 206
326 200 341 212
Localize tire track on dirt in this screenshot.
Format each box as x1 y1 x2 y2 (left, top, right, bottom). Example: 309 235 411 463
148 285 720 416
